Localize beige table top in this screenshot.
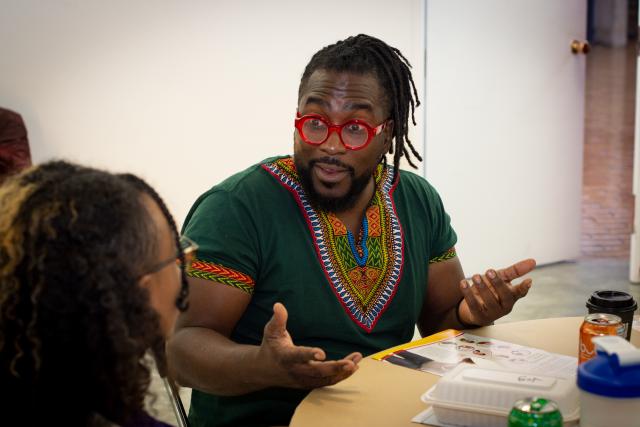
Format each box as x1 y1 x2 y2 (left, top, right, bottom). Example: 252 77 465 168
290 317 640 427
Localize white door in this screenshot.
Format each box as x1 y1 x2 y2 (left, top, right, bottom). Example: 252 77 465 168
424 0 587 274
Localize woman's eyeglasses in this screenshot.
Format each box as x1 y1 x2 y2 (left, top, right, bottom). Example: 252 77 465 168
146 235 199 275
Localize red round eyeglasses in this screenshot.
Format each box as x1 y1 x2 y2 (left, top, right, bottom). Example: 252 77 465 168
294 112 387 150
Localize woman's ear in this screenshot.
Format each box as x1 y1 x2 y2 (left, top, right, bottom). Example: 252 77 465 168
139 273 153 291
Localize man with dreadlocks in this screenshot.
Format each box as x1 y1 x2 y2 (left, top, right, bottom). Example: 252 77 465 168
168 34 536 427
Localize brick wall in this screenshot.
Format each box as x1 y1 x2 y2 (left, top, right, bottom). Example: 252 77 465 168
581 44 636 258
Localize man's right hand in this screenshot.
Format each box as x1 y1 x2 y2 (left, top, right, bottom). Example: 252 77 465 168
169 278 362 395
259 302 363 389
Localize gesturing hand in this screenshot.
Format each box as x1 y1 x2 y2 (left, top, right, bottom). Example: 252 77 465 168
458 258 536 326
259 303 363 389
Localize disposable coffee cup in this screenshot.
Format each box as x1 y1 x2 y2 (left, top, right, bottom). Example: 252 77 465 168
586 290 637 340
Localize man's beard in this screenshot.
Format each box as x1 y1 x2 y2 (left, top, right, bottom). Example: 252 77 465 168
294 156 374 213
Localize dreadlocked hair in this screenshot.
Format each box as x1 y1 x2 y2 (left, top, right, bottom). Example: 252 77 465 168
299 33 422 183
0 161 173 425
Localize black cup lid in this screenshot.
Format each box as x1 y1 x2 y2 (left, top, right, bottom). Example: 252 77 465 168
587 290 637 310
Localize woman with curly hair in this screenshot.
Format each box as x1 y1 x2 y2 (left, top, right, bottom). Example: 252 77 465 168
0 161 194 426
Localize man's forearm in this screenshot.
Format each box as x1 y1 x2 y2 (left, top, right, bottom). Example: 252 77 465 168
418 304 461 337
167 327 278 396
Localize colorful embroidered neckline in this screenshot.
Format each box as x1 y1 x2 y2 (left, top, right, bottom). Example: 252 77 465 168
347 215 368 267
262 157 404 332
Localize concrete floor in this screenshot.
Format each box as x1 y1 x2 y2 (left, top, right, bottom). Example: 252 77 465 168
147 258 640 425
498 258 639 323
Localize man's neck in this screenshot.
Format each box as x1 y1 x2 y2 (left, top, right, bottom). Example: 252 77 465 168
334 176 376 238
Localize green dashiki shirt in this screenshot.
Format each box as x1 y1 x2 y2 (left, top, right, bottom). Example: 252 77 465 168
182 156 457 427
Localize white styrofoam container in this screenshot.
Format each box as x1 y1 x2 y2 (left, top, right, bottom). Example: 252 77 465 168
421 364 580 427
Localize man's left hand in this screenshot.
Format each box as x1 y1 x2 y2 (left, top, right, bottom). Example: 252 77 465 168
458 258 536 326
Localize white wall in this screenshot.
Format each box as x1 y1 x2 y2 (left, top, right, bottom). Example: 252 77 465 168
0 0 424 225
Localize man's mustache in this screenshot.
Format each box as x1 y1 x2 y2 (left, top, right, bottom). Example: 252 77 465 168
309 157 354 173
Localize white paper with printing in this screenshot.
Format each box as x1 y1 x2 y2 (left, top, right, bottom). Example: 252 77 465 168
383 332 577 379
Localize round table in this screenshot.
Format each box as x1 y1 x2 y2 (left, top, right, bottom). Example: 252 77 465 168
290 317 640 427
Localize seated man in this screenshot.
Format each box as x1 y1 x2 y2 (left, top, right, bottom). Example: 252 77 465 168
168 34 536 427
